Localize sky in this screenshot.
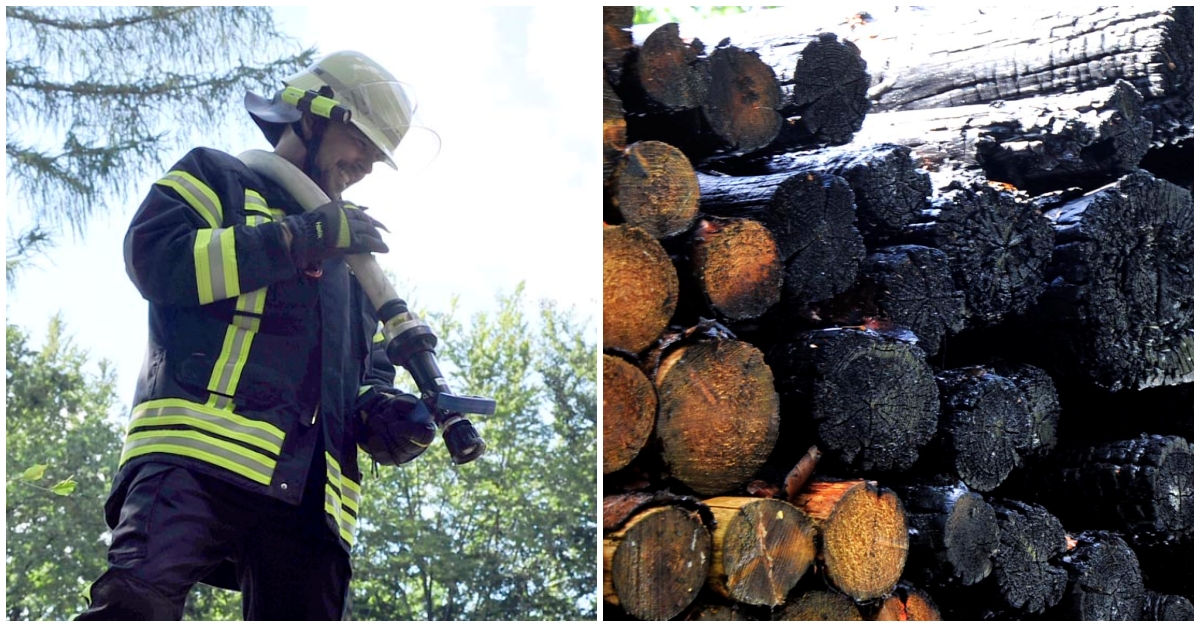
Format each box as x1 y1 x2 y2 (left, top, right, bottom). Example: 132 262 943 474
4 7 599 413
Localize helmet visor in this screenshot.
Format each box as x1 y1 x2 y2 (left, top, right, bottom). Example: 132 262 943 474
341 80 440 172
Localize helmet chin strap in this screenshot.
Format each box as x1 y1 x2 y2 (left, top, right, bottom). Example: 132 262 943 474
293 85 337 197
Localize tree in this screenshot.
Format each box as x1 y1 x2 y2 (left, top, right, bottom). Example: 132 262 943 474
5 318 123 621
349 287 598 620
5 6 315 282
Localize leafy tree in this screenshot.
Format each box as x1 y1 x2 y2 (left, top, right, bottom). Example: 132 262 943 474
350 287 598 620
5 6 315 282
5 318 123 621
633 6 780 25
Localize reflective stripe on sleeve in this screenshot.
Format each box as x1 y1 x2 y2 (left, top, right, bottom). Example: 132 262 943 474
193 228 240 304
156 170 223 228
324 452 362 546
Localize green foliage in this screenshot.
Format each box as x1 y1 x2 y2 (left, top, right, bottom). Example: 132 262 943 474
633 6 779 25
4 6 315 282
5 318 124 621
349 287 597 620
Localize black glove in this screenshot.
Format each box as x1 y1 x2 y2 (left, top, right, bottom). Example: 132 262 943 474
359 392 436 466
284 200 389 270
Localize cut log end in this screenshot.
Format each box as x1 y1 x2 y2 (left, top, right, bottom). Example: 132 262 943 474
603 224 679 354
612 141 700 239
602 354 657 475
873 583 942 621
796 480 909 601
703 45 783 155
691 217 782 320
776 589 864 621
655 338 780 496
604 505 712 621
704 496 817 607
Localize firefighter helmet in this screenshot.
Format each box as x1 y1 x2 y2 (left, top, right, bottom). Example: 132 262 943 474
245 50 439 170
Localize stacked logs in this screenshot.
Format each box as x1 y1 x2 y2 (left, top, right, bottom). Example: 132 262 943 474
602 6 1192 621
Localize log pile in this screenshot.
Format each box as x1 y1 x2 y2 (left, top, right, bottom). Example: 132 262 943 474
602 6 1192 621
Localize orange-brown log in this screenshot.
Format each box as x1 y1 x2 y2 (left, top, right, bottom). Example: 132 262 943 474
702 44 783 156
603 505 712 621
602 354 657 475
776 589 863 621
603 79 626 180
610 141 700 239
631 21 707 112
684 603 754 620
690 217 782 321
793 480 910 601
703 496 817 607
872 583 942 621
654 337 780 496
603 224 678 354
602 6 634 86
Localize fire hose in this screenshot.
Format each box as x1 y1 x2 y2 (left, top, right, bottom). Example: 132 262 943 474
238 149 493 465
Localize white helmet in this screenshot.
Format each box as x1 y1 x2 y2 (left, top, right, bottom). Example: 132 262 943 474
245 50 439 170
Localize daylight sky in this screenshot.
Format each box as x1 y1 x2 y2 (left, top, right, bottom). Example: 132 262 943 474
4 7 598 412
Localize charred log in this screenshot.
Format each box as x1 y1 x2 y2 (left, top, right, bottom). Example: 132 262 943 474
1052 530 1145 621
893 482 999 589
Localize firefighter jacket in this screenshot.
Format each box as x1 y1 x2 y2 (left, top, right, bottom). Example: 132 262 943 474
114 146 396 553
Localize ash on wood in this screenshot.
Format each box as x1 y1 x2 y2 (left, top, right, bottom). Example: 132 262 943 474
902 177 1054 327
793 480 909 601
1053 530 1145 621
767 328 939 474
703 496 817 607
603 504 712 621
603 224 678 354
894 482 999 588
1037 434 1194 547
929 367 1034 492
855 80 1154 194
688 217 782 321
858 245 966 355
1031 170 1194 392
871 582 942 621
713 144 932 245
602 354 657 475
653 336 779 496
775 589 863 621
609 141 700 239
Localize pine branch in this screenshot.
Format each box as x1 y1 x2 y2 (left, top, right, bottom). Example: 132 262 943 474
6 6 198 31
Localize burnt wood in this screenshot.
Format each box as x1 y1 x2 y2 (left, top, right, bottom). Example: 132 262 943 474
1053 530 1146 621
766 328 939 475
1027 170 1194 392
894 482 999 589
1143 591 1195 621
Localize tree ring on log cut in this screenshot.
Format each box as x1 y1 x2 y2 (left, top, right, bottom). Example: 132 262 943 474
703 45 782 155
636 22 708 111
612 141 700 239
816 481 909 601
775 589 863 620
606 505 712 621
602 354 657 475
935 368 1030 492
603 224 678 354
1053 530 1145 621
690 217 782 321
990 499 1068 615
789 34 870 144
654 338 779 496
703 496 817 607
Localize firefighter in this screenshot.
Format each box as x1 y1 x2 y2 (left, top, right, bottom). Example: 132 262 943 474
78 51 436 620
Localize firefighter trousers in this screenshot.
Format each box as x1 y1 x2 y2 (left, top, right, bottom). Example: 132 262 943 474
75 462 351 620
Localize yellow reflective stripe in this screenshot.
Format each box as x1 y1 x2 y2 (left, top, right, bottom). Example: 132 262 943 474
324 485 356 545
325 451 362 515
132 399 285 451
192 228 238 304
157 170 222 228
207 324 254 400
336 208 350 248
233 287 267 333
357 385 373 397
373 330 385 344
194 230 215 304
244 189 269 215
121 432 274 485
